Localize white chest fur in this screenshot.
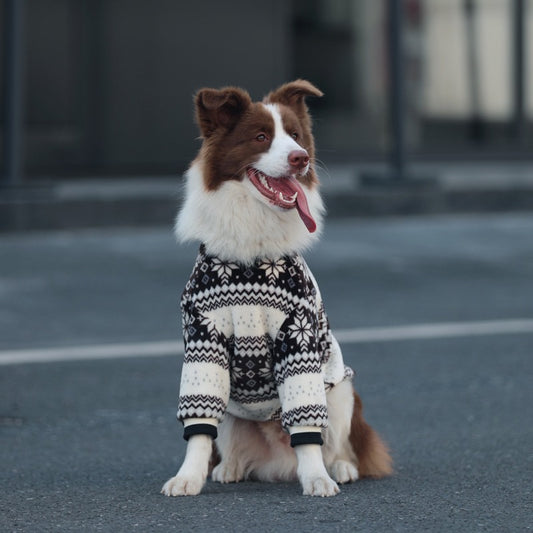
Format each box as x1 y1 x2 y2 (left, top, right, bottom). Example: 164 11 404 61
175 162 324 264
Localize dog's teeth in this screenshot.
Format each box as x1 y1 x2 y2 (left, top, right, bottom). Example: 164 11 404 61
261 176 275 193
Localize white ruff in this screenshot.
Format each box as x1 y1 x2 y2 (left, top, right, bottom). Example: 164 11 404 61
175 161 324 264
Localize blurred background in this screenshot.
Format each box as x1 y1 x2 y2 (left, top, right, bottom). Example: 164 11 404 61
1 0 531 185
0 0 532 232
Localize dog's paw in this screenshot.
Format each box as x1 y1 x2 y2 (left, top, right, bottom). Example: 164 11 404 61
301 474 340 497
212 461 244 484
161 474 204 497
330 460 359 484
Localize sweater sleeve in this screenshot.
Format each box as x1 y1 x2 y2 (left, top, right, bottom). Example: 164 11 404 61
176 298 230 423
273 307 328 429
317 302 353 386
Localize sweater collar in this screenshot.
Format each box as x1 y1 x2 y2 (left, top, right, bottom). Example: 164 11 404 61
199 244 300 269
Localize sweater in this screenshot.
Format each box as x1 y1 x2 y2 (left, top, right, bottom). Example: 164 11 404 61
176 245 353 431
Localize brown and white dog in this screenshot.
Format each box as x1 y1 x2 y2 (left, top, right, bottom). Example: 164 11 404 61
162 80 392 497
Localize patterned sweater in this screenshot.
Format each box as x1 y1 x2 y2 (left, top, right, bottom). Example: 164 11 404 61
177 245 353 431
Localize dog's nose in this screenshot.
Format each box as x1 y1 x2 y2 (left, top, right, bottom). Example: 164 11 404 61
288 150 309 170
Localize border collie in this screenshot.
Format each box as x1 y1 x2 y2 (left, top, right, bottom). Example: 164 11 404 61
162 80 392 497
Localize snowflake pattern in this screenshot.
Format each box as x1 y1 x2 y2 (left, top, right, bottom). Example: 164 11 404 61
196 313 218 341
210 257 240 282
181 306 195 341
177 246 353 428
259 258 286 283
287 308 315 351
182 302 217 342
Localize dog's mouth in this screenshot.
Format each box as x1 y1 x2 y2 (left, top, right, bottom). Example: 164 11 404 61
246 168 316 233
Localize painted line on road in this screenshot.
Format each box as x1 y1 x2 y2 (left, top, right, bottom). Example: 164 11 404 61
1 318 532 366
333 318 533 344
0 340 183 366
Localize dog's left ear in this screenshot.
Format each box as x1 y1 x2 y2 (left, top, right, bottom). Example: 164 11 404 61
265 79 323 116
195 87 252 138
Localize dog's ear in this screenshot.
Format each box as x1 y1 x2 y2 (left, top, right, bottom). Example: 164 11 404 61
195 87 252 138
265 79 323 116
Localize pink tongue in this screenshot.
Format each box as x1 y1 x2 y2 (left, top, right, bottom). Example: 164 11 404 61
285 177 317 233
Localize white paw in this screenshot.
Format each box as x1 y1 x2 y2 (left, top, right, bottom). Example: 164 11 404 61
330 460 359 484
301 474 340 497
161 474 204 496
212 461 244 484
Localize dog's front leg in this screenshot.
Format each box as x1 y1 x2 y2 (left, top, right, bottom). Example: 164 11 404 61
161 434 213 496
294 444 340 497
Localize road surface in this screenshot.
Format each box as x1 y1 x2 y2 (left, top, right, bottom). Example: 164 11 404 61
1 214 532 532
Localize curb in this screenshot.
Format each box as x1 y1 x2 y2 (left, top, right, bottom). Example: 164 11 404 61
2 179 533 232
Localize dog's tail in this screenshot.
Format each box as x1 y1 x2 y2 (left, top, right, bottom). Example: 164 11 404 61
349 391 393 478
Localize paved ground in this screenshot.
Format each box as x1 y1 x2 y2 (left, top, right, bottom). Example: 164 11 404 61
1 214 532 532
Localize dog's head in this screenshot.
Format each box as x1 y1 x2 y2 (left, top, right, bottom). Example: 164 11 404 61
177 80 324 263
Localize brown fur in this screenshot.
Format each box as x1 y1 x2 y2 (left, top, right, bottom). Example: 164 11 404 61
209 388 393 480
193 80 323 191
349 391 393 478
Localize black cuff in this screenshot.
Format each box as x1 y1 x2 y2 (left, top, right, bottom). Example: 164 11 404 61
183 423 218 441
290 431 323 447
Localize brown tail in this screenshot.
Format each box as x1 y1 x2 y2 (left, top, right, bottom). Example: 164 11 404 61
349 390 393 478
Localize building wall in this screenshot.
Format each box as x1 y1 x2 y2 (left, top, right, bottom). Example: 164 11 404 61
1 0 290 176
423 0 522 120
1 0 530 178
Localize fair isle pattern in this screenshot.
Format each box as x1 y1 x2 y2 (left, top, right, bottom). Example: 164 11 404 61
282 404 329 428
177 394 227 420
229 334 278 403
177 245 353 429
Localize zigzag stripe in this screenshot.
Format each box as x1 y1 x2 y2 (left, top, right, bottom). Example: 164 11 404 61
232 337 273 358
232 334 272 348
274 355 322 383
182 351 229 369
281 404 328 428
277 363 323 381
191 283 315 315
230 382 278 403
177 395 226 420
202 294 293 315
230 389 278 404
183 344 229 369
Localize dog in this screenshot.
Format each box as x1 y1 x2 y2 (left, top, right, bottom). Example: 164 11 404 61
162 80 392 497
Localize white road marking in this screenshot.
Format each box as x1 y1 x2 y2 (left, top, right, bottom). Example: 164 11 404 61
333 318 533 344
0 341 183 366
1 318 532 366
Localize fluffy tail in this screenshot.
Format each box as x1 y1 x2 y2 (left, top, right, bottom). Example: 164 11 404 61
349 390 393 478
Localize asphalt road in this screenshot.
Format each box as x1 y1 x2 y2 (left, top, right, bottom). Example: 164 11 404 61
1 214 532 532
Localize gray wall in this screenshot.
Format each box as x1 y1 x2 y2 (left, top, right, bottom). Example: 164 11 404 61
1 0 290 176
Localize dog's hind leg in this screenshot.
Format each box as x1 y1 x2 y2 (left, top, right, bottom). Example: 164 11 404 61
212 414 280 483
213 415 300 484
211 415 250 483
323 380 360 484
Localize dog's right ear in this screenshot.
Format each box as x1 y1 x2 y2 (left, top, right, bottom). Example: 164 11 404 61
195 87 252 138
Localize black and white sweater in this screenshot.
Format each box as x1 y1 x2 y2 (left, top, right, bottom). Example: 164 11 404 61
177 245 353 438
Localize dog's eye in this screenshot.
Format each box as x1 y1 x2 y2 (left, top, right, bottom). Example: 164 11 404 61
291 132 299 140
256 133 268 142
